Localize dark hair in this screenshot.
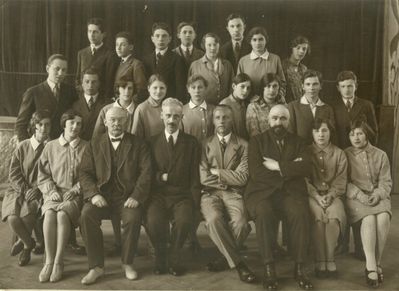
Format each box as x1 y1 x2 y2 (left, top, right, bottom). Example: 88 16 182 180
176 22 196 34
60 109 83 130
233 73 251 85
115 31 134 44
247 26 269 43
349 119 375 142
114 75 134 96
152 22 171 36
87 18 104 32
260 73 280 89
148 74 167 88
28 110 51 136
302 69 322 84
289 35 311 55
47 54 67 66
201 32 221 50
336 70 358 84
82 68 100 80
226 13 246 25
312 117 336 141
187 74 208 88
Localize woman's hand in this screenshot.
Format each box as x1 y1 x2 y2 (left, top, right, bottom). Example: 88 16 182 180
368 193 380 206
49 191 62 202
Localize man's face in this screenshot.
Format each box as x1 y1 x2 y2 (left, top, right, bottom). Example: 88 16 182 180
178 25 196 47
46 59 67 84
337 79 357 100
268 106 289 135
116 37 133 58
82 74 100 96
302 76 321 99
213 108 233 136
64 116 83 140
104 110 128 137
188 80 206 105
232 81 251 100
226 18 245 41
151 29 171 50
161 105 183 134
87 24 105 46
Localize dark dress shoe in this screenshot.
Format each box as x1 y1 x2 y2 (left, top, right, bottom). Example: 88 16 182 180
236 262 256 283
263 263 278 289
18 240 35 266
294 263 313 290
168 265 185 276
206 257 229 272
365 269 379 288
32 244 44 255
153 264 168 275
68 242 86 255
10 240 24 256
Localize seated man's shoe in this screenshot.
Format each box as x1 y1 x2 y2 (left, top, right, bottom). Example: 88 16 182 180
263 263 278 290
81 267 104 285
153 264 167 275
206 257 229 272
168 265 185 276
123 264 138 280
49 263 64 282
39 263 54 282
32 243 45 255
294 263 313 290
18 240 35 266
10 239 24 256
236 262 256 283
69 242 86 255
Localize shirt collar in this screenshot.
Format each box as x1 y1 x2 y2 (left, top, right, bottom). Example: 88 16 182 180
30 135 43 151
300 95 325 106
180 44 193 53
217 132 232 144
121 54 132 63
156 47 168 56
188 100 207 110
84 93 99 103
47 79 59 90
232 39 243 47
312 142 333 154
342 96 355 105
58 134 81 148
90 43 103 50
250 50 269 60
165 129 179 144
114 99 135 114
351 142 373 155
108 132 125 141
147 97 162 107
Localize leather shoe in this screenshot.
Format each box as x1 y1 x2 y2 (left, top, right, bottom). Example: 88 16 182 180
153 264 168 275
10 240 24 256
236 262 256 283
263 263 278 289
123 264 138 280
33 243 45 255
50 263 64 282
81 267 104 285
294 263 313 290
206 257 229 272
18 240 35 266
69 242 86 255
168 265 185 276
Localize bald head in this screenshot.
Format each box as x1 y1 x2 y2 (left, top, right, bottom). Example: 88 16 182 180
268 104 290 133
104 107 128 137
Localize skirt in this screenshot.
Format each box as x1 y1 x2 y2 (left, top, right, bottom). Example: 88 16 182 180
42 194 82 227
345 197 392 224
1 189 40 221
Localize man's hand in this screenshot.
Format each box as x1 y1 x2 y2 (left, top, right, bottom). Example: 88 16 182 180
91 194 108 208
25 188 40 202
124 197 139 208
161 173 168 182
210 168 220 177
262 157 280 171
49 191 62 202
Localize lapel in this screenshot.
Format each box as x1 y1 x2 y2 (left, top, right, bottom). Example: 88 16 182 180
41 81 58 108
117 135 132 171
77 93 91 114
349 97 363 120
209 135 223 168
100 134 111 170
224 134 241 168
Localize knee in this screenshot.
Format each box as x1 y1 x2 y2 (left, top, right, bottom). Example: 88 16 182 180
56 211 69 220
231 215 249 232
122 209 142 227
7 215 19 226
203 210 223 226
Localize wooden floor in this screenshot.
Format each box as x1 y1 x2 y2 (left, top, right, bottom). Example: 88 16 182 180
0 197 398 291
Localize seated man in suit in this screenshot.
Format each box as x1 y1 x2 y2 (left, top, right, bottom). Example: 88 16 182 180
220 13 251 73
15 54 77 141
143 22 187 103
245 104 313 290
72 68 111 141
75 17 111 93
200 104 255 283
146 98 200 276
79 107 152 284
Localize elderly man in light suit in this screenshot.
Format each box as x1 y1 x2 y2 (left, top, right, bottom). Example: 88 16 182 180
200 104 255 283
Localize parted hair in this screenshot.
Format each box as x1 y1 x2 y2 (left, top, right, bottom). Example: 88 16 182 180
289 35 311 55
336 70 358 84
152 22 171 36
302 69 323 84
87 17 104 32
349 119 375 142
201 32 221 51
47 54 67 66
60 109 83 129
187 74 208 88
28 110 51 136
115 31 134 44
247 26 269 43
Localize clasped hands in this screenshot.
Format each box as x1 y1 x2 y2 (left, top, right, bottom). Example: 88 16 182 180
357 192 380 206
91 194 139 208
315 194 333 209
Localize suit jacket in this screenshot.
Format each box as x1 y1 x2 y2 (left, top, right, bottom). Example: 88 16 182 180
220 40 251 73
79 132 152 205
143 49 187 103
172 46 204 70
149 131 201 207
71 93 111 141
75 45 111 92
244 130 311 214
15 81 77 141
200 134 249 195
330 97 378 148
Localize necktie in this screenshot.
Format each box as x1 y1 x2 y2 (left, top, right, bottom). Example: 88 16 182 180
234 42 240 61
92 47 96 55
53 84 60 101
156 52 162 65
346 100 351 112
276 139 284 153
184 47 190 60
111 137 122 142
87 97 94 110
220 137 227 155
168 135 174 151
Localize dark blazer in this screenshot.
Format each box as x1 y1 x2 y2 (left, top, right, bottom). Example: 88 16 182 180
75 45 111 91
220 40 251 73
149 131 201 207
143 49 187 103
172 46 204 69
79 132 152 204
244 130 311 214
330 97 378 148
15 81 77 141
71 93 111 141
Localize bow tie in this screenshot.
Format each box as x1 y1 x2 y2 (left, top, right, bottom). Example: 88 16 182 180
110 138 122 142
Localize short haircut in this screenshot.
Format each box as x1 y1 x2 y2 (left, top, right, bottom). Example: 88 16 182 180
60 109 83 129
226 13 245 25
349 119 375 142
187 74 208 88
115 31 134 44
82 68 100 80
114 75 134 96
302 69 322 84
289 35 311 55
201 32 221 50
213 104 233 116
337 70 358 84
260 73 280 88
28 110 51 136
162 97 183 110
312 117 336 138
47 54 67 66
87 17 104 32
176 21 196 34
233 73 251 85
105 106 128 119
247 26 269 43
152 22 171 36
148 74 167 88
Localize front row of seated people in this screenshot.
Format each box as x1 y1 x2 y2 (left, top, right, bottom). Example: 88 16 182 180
2 98 392 290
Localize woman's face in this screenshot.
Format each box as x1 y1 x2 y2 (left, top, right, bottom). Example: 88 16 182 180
64 116 82 141
349 128 368 148
188 80 206 105
312 123 330 147
148 80 167 102
35 118 51 142
118 81 134 103
263 80 279 103
205 36 219 59
291 43 309 62
250 33 267 54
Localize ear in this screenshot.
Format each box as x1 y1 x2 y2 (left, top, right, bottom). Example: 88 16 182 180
232 83 237 91
46 64 50 74
128 44 134 51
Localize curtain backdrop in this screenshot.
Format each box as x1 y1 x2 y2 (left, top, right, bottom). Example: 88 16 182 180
0 0 384 116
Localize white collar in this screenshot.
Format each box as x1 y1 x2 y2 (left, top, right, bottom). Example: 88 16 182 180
342 96 355 105
165 129 179 144
108 133 125 141
300 95 325 106
47 79 59 91
58 134 80 148
188 100 207 110
30 136 42 151
156 47 168 56
121 54 132 63
180 44 193 52
217 132 232 144
232 39 243 47
90 43 103 50
114 99 135 114
84 93 99 103
250 50 269 60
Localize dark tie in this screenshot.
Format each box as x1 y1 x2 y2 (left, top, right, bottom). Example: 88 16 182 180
346 100 351 112
156 52 162 65
184 47 190 60
92 47 96 55
53 85 60 101
234 42 240 61
168 135 174 151
276 139 284 153
87 97 94 110
220 137 227 155
111 137 122 142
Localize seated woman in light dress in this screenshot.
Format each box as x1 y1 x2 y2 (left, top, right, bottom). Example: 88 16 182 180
345 120 392 288
306 118 347 278
37 109 88 283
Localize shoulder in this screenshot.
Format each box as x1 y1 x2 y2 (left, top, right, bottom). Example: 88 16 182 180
234 135 249 147
268 52 281 61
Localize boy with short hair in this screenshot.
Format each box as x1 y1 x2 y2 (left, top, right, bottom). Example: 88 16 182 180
173 22 204 68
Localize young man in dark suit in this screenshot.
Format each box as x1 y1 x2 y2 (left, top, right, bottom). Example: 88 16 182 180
143 23 187 103
220 14 251 73
15 54 77 141
173 22 204 69
75 18 111 93
79 106 152 284
146 98 200 276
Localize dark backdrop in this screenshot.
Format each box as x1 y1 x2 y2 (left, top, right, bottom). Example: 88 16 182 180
0 0 384 116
